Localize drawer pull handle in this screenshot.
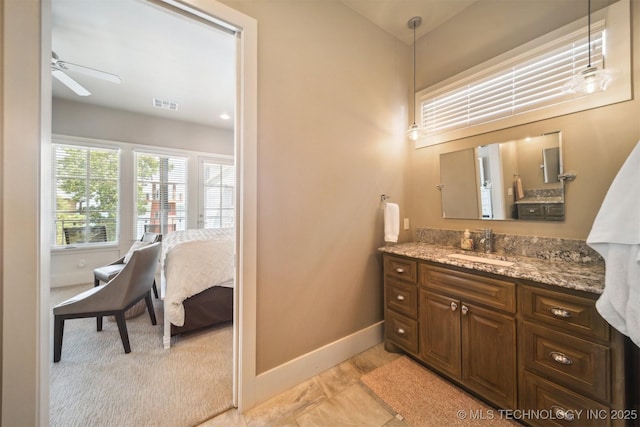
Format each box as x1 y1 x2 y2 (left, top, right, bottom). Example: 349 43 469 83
549 351 573 365
396 328 405 335
528 209 536 213
395 267 405 274
396 295 405 301
550 307 572 318
461 305 469 315
450 302 458 311
551 406 575 421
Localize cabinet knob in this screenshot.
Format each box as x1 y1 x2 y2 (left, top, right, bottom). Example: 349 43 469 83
450 302 458 311
396 328 405 335
550 307 572 318
461 305 469 315
551 405 575 421
549 351 573 365
395 267 405 274
396 295 405 301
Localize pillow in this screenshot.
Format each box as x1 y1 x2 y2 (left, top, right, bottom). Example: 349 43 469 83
123 241 151 263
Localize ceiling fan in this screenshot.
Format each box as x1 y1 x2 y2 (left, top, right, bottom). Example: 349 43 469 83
51 51 121 97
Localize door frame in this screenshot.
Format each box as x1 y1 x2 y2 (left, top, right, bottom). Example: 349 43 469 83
34 0 257 421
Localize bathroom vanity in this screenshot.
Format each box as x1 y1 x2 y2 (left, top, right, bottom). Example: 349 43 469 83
380 241 635 427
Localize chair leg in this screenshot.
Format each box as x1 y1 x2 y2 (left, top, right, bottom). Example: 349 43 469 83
94 276 100 287
114 313 131 354
152 280 159 299
97 316 103 331
53 316 64 363
145 292 157 325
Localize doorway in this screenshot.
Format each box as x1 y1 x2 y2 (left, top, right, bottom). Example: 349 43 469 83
33 0 258 423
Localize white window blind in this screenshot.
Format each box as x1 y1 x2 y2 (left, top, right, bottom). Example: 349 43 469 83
135 152 187 237
202 161 235 228
421 23 605 136
53 144 120 246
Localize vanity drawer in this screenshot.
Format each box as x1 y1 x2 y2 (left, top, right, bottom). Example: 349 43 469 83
520 285 608 341
518 204 544 219
385 310 418 354
384 255 417 283
521 371 610 427
521 321 610 403
385 279 418 319
420 264 516 313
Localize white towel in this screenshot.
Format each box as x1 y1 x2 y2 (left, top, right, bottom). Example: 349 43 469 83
384 202 400 243
587 140 640 346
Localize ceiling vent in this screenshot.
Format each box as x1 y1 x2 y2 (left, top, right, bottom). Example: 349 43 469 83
153 98 178 111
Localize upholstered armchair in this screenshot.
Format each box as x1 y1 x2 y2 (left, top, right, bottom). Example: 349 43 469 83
94 232 162 298
53 242 162 362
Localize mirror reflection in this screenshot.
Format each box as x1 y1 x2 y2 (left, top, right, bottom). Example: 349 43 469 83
439 132 564 221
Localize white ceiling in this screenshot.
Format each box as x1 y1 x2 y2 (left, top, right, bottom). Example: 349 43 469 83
51 0 489 130
52 0 237 129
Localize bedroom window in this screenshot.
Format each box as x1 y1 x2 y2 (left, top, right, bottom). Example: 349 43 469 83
200 159 235 229
52 143 120 246
135 151 187 237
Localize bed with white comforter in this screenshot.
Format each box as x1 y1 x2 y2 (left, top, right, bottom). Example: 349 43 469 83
161 227 234 349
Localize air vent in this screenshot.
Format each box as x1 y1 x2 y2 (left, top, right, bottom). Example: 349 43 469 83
153 98 178 111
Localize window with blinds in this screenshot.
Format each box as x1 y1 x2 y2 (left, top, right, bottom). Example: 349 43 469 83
135 152 187 238
53 144 120 246
421 24 606 137
201 160 235 229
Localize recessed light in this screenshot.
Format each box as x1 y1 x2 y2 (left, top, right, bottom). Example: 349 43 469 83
220 113 230 120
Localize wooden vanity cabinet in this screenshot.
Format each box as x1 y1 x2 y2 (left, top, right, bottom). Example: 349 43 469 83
518 283 628 427
382 253 633 426
420 264 517 409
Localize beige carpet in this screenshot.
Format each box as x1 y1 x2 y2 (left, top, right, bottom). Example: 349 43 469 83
50 284 233 427
361 356 519 427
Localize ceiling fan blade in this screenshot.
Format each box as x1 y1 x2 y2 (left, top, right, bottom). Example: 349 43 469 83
58 60 121 84
52 69 91 96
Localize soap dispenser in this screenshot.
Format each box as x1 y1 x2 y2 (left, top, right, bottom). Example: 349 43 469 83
461 229 474 250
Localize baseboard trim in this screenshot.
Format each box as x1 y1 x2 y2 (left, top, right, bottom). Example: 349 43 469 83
253 320 384 406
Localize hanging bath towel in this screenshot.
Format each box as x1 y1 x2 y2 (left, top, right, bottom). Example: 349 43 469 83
587 140 640 346
384 202 400 243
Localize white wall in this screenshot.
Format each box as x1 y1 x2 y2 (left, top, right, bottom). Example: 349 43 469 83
53 98 234 155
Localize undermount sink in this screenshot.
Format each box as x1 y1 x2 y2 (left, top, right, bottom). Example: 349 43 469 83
447 253 515 267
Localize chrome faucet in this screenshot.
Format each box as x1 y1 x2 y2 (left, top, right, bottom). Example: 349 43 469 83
479 228 492 253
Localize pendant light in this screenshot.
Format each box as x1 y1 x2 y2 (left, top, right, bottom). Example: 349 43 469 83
407 16 422 141
563 0 611 94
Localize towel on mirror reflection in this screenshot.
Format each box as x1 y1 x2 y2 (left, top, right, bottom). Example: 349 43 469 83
384 202 400 243
587 140 640 346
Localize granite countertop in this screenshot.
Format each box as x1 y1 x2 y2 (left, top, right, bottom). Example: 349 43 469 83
514 196 564 204
378 243 605 295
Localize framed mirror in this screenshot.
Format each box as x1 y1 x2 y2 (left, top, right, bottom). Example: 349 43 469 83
439 131 564 221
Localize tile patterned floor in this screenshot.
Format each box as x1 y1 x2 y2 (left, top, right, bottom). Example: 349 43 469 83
199 343 410 427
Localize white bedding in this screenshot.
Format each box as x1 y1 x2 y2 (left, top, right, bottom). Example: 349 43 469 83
162 228 234 327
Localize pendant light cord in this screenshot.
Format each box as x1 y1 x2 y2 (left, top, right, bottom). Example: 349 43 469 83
412 21 416 125
587 0 592 67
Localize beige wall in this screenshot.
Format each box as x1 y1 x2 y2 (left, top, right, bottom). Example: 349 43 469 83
218 0 410 373
409 0 640 240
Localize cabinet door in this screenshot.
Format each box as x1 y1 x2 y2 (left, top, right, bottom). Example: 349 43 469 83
461 302 517 409
419 289 461 378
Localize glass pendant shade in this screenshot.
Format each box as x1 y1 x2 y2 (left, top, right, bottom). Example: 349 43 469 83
563 0 611 95
407 123 420 141
563 65 611 94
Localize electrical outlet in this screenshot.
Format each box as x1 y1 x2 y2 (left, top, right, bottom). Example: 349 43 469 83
403 218 410 230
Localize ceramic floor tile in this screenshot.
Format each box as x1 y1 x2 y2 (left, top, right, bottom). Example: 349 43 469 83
243 377 327 426
353 343 401 372
199 408 247 427
316 360 363 398
296 383 394 427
